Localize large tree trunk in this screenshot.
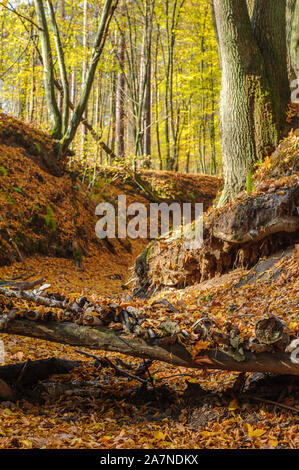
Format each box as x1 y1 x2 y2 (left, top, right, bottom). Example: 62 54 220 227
252 0 290 132
212 0 286 206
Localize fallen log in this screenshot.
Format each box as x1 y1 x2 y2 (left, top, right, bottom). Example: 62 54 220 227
0 378 15 400
0 357 81 400
0 358 81 386
2 318 299 376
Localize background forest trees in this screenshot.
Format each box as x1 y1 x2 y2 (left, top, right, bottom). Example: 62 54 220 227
0 1 298 202
0 0 221 174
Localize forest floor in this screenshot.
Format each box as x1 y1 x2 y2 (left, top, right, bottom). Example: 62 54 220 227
0 114 298 449
0 249 298 449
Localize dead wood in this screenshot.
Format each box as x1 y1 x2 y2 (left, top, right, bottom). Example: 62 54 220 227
0 358 81 386
0 378 15 400
0 278 45 291
134 182 299 295
2 318 299 376
0 286 68 309
212 185 299 243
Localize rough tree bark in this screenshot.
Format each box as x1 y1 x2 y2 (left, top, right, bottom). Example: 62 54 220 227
212 0 289 206
252 0 290 132
286 0 297 84
290 0 299 80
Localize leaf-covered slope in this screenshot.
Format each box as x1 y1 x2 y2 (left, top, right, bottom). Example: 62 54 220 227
0 113 221 269
0 118 97 264
254 131 299 181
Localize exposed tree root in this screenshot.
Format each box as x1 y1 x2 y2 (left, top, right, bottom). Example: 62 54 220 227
134 179 299 296
212 185 299 243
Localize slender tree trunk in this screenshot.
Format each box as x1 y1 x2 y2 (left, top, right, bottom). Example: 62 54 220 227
198 122 206 174
107 68 116 159
138 27 146 157
198 18 208 174
154 30 162 169
115 1 126 159
3 318 299 376
71 67 76 117
81 0 88 158
60 0 118 155
33 0 62 139
209 0 221 67
155 85 162 170
29 48 36 122
56 0 65 116
123 5 139 160
164 0 171 169
143 59 151 165
141 0 154 165
47 0 70 135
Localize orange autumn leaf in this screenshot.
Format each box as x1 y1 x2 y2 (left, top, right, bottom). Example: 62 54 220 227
247 424 267 438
